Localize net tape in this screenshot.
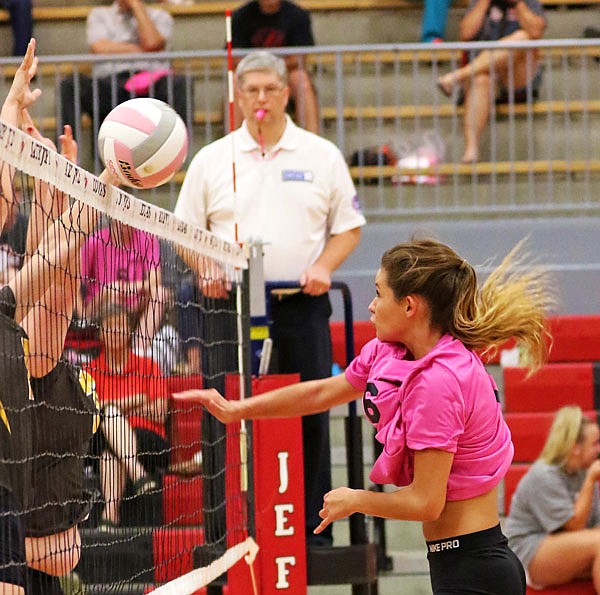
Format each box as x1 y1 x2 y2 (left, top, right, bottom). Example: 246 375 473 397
0 119 246 271
152 537 259 594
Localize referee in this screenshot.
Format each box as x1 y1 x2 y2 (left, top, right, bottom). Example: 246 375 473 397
175 50 365 547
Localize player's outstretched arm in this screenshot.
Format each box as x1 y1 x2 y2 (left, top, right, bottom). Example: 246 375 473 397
0 38 41 234
20 112 74 258
314 449 454 536
0 38 41 125
12 167 120 375
13 168 119 312
175 373 360 423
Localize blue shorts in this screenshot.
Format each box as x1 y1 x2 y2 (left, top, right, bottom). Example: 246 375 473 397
0 487 26 588
427 524 525 595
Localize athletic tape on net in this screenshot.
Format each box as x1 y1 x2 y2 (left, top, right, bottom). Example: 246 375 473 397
0 119 246 270
151 537 259 594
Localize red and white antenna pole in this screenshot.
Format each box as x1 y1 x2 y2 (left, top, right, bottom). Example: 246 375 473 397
225 9 239 244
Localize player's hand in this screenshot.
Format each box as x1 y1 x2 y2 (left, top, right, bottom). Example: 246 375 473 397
3 39 41 116
200 277 230 300
173 388 241 424
199 259 230 299
300 263 331 296
314 486 357 534
59 125 78 164
98 168 121 187
586 460 600 482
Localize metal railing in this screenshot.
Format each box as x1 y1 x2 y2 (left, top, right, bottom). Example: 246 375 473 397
1 38 598 217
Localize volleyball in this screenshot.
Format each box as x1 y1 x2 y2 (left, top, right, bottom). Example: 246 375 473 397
98 98 188 189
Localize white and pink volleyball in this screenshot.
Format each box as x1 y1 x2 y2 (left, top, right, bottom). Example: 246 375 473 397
98 98 188 189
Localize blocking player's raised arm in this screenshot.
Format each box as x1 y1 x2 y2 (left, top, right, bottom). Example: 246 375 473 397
0 38 41 235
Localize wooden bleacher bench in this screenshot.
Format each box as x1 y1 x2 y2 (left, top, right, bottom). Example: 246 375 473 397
322 99 600 121
28 99 600 183
29 97 600 132
2 0 600 24
347 159 600 180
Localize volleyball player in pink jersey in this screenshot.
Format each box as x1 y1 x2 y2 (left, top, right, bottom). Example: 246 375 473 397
180 237 554 594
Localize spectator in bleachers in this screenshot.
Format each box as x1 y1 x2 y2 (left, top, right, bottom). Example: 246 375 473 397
232 0 320 134
0 0 32 56
505 406 600 592
421 0 451 43
59 0 187 138
76 219 166 356
86 301 169 528
154 239 199 375
437 0 546 163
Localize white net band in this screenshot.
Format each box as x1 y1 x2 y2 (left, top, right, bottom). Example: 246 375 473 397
0 119 246 270
151 537 259 594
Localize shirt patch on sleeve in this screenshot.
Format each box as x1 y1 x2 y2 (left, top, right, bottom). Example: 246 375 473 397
352 194 363 212
282 169 313 183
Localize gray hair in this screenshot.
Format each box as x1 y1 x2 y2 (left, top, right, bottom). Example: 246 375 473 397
235 50 288 87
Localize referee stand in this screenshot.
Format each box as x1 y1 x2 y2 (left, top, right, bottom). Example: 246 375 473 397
251 233 378 593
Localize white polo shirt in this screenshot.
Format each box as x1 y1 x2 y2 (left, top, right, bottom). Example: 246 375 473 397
175 117 366 282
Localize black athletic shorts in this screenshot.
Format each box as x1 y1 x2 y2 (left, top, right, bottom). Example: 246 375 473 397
427 524 526 595
0 486 26 588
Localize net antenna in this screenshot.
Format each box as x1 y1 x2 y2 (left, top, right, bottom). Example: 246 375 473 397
225 9 238 244
226 8 252 521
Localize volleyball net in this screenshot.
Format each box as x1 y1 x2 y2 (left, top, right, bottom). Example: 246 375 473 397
0 117 259 594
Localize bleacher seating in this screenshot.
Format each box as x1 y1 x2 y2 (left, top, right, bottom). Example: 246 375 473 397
506 410 599 463
2 0 600 24
330 319 376 366
504 363 600 413
332 314 600 370
503 315 600 595
162 474 203 527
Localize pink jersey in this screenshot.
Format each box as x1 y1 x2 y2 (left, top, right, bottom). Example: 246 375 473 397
345 334 513 501
80 226 160 304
